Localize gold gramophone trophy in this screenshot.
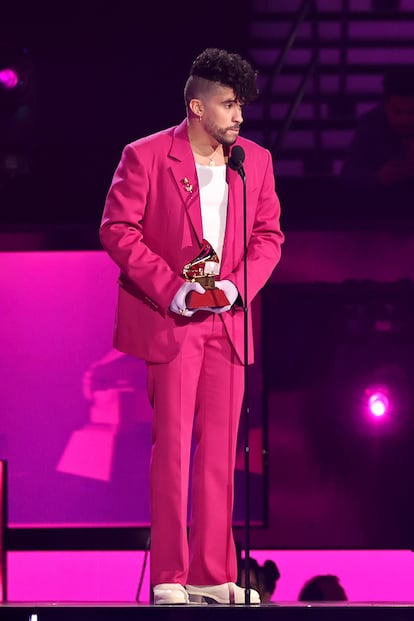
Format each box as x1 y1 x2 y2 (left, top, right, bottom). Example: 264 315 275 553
182 239 230 309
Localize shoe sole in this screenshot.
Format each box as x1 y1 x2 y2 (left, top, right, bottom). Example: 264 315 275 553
155 599 189 605
154 594 189 605
187 593 260 605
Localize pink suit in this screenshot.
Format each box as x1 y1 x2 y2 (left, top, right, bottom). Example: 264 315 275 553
100 119 284 587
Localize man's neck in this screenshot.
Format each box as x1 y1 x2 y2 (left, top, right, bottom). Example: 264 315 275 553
187 121 226 166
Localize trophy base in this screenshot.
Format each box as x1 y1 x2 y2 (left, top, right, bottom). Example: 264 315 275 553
186 288 230 309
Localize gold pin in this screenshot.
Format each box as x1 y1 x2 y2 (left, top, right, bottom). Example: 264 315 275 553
181 177 193 193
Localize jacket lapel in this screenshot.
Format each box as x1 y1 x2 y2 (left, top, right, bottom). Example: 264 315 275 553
169 120 203 246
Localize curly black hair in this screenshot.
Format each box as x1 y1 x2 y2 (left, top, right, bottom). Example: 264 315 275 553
186 47 259 104
298 575 347 602
262 560 280 594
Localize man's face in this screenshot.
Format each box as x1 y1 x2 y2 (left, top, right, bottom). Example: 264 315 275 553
385 95 414 139
199 84 244 146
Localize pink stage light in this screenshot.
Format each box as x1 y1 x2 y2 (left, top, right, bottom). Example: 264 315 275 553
366 388 390 417
0 67 19 89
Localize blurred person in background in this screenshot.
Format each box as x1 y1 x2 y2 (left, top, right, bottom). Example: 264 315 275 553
298 574 347 602
341 65 414 191
238 557 280 603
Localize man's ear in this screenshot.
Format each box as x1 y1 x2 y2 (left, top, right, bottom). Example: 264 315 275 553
189 98 204 118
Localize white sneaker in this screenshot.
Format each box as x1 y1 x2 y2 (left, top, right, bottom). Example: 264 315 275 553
185 582 261 605
153 583 189 605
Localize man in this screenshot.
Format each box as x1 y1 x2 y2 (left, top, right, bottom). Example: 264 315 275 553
100 48 284 605
341 65 414 189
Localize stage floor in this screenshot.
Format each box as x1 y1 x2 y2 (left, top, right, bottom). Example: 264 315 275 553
2 602 414 621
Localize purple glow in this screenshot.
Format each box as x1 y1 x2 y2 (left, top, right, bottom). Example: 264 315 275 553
366 387 390 417
0 67 19 89
0 251 152 527
368 393 389 417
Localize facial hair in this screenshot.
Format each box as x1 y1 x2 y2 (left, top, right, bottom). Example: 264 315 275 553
203 117 240 146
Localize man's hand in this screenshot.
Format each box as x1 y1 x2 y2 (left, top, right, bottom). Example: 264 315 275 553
169 281 205 317
198 280 239 314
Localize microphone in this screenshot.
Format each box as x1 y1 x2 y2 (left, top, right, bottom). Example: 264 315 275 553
228 145 246 180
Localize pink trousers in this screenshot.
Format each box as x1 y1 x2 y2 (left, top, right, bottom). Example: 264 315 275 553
146 313 245 587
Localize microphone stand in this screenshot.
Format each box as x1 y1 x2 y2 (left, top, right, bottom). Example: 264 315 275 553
236 164 251 606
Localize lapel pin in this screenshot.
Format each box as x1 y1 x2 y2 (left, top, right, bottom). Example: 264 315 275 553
181 177 193 193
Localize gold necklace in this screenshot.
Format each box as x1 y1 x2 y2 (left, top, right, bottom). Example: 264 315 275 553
208 147 223 166
194 147 221 166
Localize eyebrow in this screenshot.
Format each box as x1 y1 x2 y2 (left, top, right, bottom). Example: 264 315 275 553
222 98 243 106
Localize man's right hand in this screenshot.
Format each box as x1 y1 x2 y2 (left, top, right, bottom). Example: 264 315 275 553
169 281 206 317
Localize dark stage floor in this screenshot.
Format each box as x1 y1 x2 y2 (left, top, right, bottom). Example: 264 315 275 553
2 602 414 621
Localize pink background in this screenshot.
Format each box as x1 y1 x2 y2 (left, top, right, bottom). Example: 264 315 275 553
0 250 264 527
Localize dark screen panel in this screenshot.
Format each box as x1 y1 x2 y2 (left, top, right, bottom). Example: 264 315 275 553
262 281 414 549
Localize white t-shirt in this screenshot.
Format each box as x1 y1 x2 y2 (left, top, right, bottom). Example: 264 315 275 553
196 163 228 275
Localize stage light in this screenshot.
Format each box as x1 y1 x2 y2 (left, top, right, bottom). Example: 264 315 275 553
363 383 399 421
0 67 19 90
368 391 389 417
0 47 34 183
0 47 31 99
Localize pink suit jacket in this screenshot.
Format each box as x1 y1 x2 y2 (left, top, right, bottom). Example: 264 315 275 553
100 119 284 364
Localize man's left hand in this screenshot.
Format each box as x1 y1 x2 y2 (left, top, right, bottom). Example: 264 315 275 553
198 280 239 314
